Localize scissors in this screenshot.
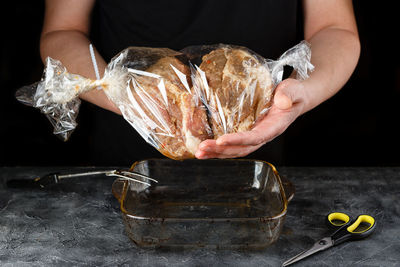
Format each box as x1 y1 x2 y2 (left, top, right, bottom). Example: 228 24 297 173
282 212 376 266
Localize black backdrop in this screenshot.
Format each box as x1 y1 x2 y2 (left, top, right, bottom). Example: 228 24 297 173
1 1 399 166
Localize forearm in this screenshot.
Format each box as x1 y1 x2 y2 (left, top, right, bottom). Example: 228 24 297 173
301 27 360 114
40 30 120 114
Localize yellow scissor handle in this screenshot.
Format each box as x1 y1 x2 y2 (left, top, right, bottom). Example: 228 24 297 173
347 214 375 233
327 212 350 227
330 214 376 245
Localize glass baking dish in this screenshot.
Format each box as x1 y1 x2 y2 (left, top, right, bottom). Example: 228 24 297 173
112 159 294 249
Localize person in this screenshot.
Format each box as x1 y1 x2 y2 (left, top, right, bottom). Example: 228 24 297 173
40 0 360 163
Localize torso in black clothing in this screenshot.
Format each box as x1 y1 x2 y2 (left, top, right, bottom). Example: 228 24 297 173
84 0 301 165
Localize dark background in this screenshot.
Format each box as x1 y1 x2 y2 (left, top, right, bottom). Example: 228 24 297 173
1 1 399 167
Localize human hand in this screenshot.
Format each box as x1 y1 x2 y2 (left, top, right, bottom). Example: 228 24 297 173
195 78 308 159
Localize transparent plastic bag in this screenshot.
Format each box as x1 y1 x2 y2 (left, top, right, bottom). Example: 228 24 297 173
16 41 313 160
188 41 314 138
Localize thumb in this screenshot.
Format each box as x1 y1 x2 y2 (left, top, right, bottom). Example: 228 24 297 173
273 79 302 110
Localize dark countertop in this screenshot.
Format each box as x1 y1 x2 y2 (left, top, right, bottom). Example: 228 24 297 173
0 166 399 266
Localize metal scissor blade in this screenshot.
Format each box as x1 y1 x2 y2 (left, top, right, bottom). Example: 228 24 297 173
282 237 333 266
6 169 158 189
57 170 117 179
6 170 116 189
106 170 158 187
106 172 150 186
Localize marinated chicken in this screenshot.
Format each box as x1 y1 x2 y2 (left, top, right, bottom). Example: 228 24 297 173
130 56 212 159
198 47 274 138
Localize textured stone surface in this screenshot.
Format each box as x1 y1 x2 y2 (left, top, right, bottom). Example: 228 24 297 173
0 166 399 266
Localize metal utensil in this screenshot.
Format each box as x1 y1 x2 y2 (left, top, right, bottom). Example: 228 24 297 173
282 212 376 266
6 169 158 188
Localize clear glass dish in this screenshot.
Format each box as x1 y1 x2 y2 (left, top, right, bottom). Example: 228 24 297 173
112 159 294 249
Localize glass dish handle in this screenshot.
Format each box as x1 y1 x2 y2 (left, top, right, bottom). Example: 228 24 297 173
112 178 127 202
280 175 295 202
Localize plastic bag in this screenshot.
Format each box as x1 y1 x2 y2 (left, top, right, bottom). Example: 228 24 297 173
16 41 313 160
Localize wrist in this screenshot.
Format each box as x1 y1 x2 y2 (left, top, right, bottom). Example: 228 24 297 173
79 90 121 115
297 79 317 115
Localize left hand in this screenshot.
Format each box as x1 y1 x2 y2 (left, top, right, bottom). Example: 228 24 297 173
195 78 308 159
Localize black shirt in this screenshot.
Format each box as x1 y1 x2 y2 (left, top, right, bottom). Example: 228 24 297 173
85 0 301 165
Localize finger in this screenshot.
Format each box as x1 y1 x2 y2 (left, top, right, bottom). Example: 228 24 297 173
198 139 218 151
216 108 293 146
195 149 227 159
211 144 262 158
216 130 264 146
274 79 304 110
274 91 293 110
196 151 230 159
197 143 263 159
199 142 260 156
